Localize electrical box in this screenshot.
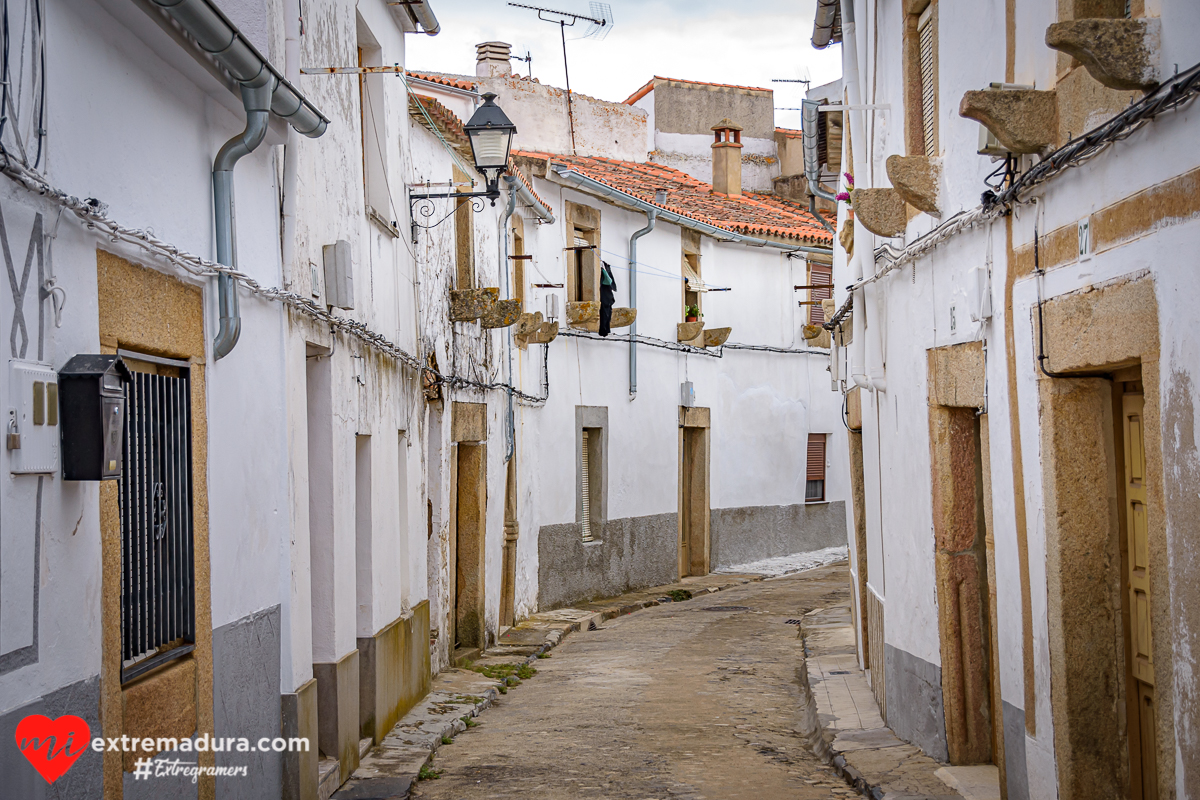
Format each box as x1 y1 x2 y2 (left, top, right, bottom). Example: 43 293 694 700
545 293 560 322
968 266 993 323
680 381 695 408
7 360 60 474
58 354 131 481
323 240 354 310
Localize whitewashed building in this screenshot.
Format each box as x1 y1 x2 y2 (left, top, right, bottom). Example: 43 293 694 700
811 0 1200 797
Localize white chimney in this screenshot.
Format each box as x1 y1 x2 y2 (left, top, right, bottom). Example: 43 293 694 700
476 41 512 78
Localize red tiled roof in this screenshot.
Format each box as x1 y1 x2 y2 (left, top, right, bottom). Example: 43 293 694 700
775 127 803 138
406 70 477 91
624 76 773 105
507 161 554 218
513 150 832 245
409 94 470 152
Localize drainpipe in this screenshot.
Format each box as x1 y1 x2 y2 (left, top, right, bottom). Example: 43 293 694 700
147 0 330 360
841 0 871 391
213 75 273 359
627 209 657 398
498 182 518 462
279 0 301 317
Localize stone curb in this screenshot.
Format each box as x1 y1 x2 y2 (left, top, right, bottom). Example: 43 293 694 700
338 575 762 798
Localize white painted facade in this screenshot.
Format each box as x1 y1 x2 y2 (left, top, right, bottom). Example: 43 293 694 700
820 0 1200 796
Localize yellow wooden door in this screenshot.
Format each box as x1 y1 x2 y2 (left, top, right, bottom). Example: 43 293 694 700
1123 392 1157 800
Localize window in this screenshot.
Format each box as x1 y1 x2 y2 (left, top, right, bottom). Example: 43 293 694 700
806 433 827 502
118 354 196 684
904 2 938 156
581 429 596 541
681 229 704 320
511 215 527 310
571 229 597 302
809 262 833 326
918 5 937 157
357 20 391 225
577 407 607 543
566 202 600 303
454 165 475 289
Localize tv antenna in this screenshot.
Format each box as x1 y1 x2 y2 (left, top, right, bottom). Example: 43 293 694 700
772 79 811 86
508 2 614 154
511 47 533 79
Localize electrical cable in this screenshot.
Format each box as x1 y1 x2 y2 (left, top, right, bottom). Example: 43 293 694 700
558 328 827 357
0 146 549 404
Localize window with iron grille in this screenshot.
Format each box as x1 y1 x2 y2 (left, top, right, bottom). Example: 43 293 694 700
118 354 195 684
806 433 827 502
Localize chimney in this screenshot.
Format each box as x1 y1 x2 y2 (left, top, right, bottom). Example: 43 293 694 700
476 41 512 78
711 119 743 197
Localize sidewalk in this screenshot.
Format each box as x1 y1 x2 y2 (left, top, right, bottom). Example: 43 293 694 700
800 605 1001 800
331 572 763 799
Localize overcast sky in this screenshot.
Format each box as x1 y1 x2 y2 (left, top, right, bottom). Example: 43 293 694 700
406 0 843 129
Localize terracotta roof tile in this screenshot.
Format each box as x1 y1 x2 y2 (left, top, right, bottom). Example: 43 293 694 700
775 127 803 138
513 150 832 245
406 70 477 91
624 76 773 105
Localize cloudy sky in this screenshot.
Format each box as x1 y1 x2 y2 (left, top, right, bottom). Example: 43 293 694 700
406 0 843 129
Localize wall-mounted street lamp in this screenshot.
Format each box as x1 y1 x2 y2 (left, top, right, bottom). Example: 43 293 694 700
409 93 517 242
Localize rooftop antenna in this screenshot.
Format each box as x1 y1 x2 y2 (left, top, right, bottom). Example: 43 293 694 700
511 47 533 79
508 2 614 154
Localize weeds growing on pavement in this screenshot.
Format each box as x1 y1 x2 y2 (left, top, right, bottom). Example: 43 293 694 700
418 765 443 781
441 735 453 744
470 662 537 682
461 715 479 728
667 589 693 602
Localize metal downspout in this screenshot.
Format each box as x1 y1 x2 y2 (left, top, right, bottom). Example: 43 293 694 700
279 0 301 312
627 209 656 398
840 0 871 391
213 75 273 360
499 182 518 461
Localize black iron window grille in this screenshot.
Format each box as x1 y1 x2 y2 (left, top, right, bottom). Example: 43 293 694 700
118 352 195 684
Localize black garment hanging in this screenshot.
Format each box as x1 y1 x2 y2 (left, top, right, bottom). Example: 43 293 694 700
598 261 617 336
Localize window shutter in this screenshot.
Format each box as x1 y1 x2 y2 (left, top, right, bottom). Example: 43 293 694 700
807 433 826 481
682 256 706 293
581 430 593 542
918 5 937 157
809 264 833 325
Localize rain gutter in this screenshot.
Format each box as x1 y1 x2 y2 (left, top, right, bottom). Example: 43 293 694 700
147 0 330 360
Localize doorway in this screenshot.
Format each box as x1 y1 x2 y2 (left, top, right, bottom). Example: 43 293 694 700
1118 374 1158 800
453 442 486 650
930 405 995 765
679 407 710 578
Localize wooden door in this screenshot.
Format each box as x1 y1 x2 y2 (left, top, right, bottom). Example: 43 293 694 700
680 427 709 577
1122 391 1157 800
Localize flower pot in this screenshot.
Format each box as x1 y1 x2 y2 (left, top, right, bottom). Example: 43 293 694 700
686 316 698 322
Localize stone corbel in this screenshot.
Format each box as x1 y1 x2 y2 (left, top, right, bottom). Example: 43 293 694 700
1045 19 1160 92
608 308 637 329
802 325 832 349
566 300 599 329
481 299 522 329
703 327 731 348
886 155 942 216
853 188 908 238
449 287 498 321
677 321 704 343
959 89 1058 154
514 312 559 347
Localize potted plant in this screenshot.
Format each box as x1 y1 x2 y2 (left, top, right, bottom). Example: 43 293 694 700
685 304 701 322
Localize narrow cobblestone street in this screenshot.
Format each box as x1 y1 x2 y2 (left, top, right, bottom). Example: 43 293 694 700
412 565 856 799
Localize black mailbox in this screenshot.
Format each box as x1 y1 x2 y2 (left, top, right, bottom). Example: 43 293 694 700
58 355 131 481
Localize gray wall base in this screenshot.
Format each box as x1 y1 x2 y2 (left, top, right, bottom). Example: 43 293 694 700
710 501 848 568
884 643 949 762
0 674 101 800
1002 700 1030 800
213 604 282 800
537 512 677 610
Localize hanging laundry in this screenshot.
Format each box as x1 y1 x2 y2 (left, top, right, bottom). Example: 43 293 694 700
598 261 617 336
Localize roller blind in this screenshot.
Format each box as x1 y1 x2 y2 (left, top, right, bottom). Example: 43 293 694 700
809 264 833 325
806 433 827 481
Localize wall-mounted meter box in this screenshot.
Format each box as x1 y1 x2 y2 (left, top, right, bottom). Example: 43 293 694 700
58 354 131 481
7 360 60 474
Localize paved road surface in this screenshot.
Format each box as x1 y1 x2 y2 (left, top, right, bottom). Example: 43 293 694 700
412 564 857 800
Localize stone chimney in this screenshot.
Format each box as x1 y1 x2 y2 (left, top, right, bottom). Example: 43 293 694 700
711 119 743 197
476 41 512 78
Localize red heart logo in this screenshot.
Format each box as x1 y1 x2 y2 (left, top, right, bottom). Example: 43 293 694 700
14 714 91 784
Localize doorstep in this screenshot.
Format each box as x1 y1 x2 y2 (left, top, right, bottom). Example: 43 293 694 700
800 604 1000 800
